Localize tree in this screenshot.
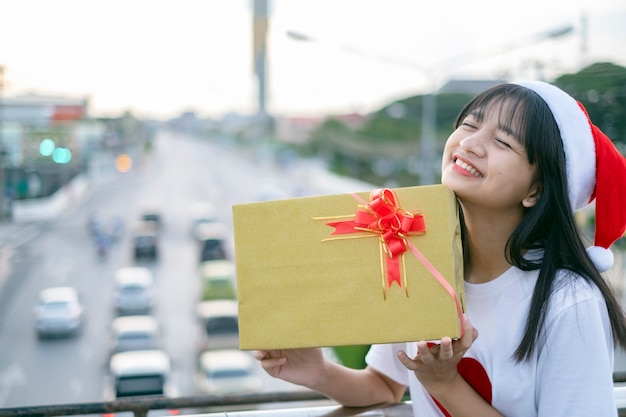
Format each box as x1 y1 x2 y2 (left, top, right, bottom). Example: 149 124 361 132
554 62 626 144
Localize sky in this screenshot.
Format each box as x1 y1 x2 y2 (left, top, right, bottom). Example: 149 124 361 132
0 0 625 120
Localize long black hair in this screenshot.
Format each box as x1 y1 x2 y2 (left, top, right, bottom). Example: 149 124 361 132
454 83 626 362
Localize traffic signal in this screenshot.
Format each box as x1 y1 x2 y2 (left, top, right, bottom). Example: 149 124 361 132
39 138 55 156
52 147 72 164
39 138 72 163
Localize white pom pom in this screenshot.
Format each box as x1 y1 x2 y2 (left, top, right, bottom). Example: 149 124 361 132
586 246 614 272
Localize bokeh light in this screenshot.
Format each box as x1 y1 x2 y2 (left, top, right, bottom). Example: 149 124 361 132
39 138 55 156
52 147 72 164
115 154 133 173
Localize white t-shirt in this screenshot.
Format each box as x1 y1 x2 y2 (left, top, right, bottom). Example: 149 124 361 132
366 266 617 416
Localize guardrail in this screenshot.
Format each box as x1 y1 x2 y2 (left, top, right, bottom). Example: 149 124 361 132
0 391 409 417
0 391 329 417
1 385 625 417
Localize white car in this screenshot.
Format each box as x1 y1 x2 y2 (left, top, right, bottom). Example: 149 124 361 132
195 349 262 394
189 201 219 240
113 267 155 315
34 286 84 338
106 349 176 399
109 315 161 356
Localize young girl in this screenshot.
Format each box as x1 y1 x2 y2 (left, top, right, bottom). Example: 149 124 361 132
254 81 626 416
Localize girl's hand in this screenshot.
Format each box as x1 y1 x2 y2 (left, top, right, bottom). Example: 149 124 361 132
253 348 326 388
396 314 478 395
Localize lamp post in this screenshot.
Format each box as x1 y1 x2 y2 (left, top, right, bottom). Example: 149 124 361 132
287 24 575 185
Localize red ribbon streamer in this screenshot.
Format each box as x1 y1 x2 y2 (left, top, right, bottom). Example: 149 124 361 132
326 188 426 290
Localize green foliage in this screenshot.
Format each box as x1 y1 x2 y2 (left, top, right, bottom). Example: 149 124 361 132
308 118 350 153
304 61 626 187
355 93 473 143
143 140 153 154
359 116 420 141
435 93 477 132
555 62 626 143
332 345 371 369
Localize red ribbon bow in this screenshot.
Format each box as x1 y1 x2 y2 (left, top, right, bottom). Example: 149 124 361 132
326 188 426 292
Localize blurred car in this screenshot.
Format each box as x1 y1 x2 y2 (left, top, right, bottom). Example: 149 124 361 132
195 349 261 394
138 200 164 230
199 260 237 301
106 349 176 399
132 221 159 261
113 267 155 315
189 201 219 240
34 286 84 339
109 315 161 357
196 299 239 352
197 222 229 262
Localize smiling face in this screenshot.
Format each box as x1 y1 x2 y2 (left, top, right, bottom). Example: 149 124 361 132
441 97 540 214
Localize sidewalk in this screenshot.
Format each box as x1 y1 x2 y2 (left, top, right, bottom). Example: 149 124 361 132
0 154 133 292
0 176 91 291
0 220 43 292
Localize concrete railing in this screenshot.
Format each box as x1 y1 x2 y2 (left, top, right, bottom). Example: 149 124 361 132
11 174 90 223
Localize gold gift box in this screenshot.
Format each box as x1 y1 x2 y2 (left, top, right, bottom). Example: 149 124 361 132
232 184 464 350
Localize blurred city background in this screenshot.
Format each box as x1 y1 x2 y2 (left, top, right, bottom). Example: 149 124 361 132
0 0 625 415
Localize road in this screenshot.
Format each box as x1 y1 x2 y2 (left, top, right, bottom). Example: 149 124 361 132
0 131 371 409
3 129 625 410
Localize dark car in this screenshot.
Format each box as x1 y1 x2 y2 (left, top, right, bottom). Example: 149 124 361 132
197 223 228 262
200 239 227 263
138 200 164 231
132 221 159 260
195 299 239 352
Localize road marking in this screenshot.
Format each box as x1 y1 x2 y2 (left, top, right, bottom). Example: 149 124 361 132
0 363 27 406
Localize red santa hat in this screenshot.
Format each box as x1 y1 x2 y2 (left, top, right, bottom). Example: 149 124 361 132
514 80 626 272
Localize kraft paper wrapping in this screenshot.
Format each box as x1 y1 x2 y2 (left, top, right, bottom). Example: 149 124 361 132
232 184 464 349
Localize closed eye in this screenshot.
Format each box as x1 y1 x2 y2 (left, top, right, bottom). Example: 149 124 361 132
495 138 512 148
495 137 525 155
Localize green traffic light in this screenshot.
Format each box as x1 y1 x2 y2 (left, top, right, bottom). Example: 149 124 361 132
39 138 55 156
52 147 72 164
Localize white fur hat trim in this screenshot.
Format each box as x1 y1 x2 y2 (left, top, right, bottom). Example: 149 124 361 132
513 80 596 211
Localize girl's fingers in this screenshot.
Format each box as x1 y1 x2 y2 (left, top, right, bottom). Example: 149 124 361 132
253 350 286 367
252 350 268 361
416 341 431 358
397 350 420 371
439 337 453 360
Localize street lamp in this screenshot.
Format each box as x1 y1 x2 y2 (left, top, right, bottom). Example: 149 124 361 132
287 24 575 184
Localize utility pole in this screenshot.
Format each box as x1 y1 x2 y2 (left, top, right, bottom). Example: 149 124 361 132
253 0 269 118
252 0 273 150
